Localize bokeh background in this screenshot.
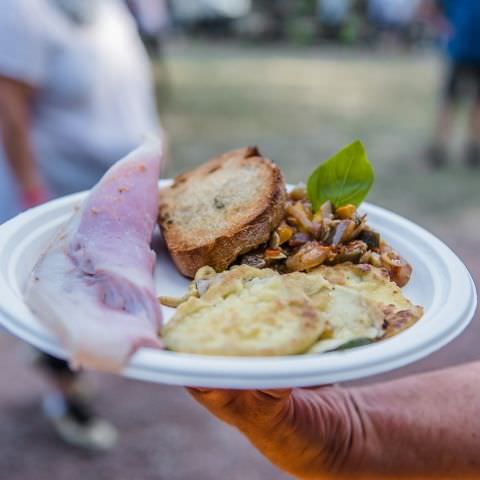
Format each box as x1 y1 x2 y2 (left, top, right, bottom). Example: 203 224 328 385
1 1 479 479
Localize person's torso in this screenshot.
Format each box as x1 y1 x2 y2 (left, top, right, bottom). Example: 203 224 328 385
443 0 480 62
0 0 160 221
34 0 159 156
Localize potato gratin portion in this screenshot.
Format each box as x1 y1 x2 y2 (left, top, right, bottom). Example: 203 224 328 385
161 264 423 356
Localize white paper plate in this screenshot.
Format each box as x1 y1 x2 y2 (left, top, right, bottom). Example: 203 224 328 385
0 180 476 388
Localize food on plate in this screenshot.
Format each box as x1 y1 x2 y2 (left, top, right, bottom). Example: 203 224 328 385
307 263 423 353
158 146 287 278
239 189 412 287
159 141 411 287
160 140 423 356
23 136 422 367
162 263 423 356
315 263 423 337
162 265 327 355
24 140 164 372
238 140 411 286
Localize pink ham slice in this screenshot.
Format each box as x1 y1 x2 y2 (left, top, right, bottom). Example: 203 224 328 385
25 140 164 372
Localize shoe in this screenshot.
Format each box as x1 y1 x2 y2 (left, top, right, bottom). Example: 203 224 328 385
42 392 118 451
425 145 447 169
465 143 480 168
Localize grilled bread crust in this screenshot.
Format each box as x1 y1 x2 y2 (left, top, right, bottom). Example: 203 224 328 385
158 147 287 278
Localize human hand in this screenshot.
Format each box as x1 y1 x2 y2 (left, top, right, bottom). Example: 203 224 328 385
188 387 364 479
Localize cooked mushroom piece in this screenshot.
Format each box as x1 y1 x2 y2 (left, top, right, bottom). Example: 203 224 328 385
241 252 267 269
328 219 356 245
358 229 381 249
359 250 383 267
383 258 412 287
286 202 322 237
333 240 368 264
286 242 332 272
288 232 313 247
269 231 281 248
379 243 412 287
348 214 368 240
319 200 334 219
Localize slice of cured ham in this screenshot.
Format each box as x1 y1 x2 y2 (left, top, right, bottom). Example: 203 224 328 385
25 140 164 372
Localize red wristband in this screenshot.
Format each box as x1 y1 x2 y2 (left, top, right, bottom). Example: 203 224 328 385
21 187 49 209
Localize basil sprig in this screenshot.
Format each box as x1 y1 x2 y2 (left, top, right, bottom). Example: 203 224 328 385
307 140 375 211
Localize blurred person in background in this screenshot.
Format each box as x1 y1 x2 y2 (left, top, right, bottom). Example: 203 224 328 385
126 0 171 98
0 0 163 449
317 0 351 40
424 0 480 168
126 0 171 54
368 0 421 46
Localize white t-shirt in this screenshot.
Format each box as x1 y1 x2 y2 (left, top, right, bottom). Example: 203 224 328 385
0 0 160 222
368 0 420 25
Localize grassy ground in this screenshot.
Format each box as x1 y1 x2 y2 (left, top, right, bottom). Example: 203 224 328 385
159 43 480 234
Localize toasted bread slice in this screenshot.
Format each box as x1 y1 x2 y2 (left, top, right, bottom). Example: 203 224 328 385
158 147 287 277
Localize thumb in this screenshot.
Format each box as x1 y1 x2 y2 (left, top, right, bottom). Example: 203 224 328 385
259 389 292 399
187 388 292 429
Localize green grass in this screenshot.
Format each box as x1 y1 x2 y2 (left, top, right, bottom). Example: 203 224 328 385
157 43 480 237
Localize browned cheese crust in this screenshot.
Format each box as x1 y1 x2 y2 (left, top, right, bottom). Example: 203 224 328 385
313 263 423 338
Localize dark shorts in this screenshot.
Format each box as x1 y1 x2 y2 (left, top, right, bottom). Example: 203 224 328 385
38 352 76 378
444 61 480 102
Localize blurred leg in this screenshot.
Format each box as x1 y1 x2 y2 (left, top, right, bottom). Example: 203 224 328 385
465 102 480 167
37 352 78 393
427 62 461 168
469 101 480 141
38 353 118 451
433 100 455 148
465 66 480 167
427 101 453 168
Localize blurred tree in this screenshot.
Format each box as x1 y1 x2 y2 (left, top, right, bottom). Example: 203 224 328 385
251 0 316 40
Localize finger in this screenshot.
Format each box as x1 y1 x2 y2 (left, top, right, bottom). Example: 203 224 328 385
187 388 291 397
258 388 292 399
188 388 292 409
188 388 291 411
187 388 242 426
187 388 237 410
301 384 336 390
246 390 293 426
186 387 212 394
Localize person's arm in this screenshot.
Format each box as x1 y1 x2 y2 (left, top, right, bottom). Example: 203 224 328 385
190 362 480 479
0 76 48 207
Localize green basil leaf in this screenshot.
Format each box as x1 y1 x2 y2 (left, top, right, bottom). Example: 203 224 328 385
332 337 374 351
307 140 375 211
